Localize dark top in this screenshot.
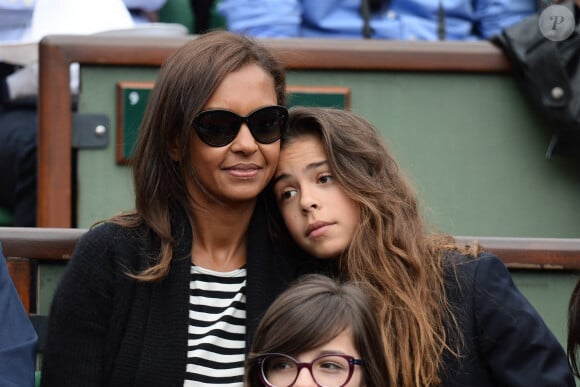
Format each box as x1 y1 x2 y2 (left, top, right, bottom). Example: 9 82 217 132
441 253 574 386
40 200 299 387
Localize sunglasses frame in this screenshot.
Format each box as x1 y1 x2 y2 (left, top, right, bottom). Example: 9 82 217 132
192 105 288 147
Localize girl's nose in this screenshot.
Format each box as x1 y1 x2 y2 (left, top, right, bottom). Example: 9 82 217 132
292 367 318 386
299 188 319 213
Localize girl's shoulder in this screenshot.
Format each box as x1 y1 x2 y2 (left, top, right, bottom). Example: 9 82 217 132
442 250 509 298
444 250 504 274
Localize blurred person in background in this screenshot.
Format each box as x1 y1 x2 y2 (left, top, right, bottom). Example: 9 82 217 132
218 0 536 40
0 0 169 227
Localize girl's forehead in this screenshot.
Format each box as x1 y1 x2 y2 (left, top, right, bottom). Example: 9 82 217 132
281 133 324 153
277 136 327 170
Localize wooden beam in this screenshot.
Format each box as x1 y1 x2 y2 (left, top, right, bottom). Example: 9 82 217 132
1 226 580 269
6 257 32 313
456 236 580 270
2 226 579 314
0 227 86 260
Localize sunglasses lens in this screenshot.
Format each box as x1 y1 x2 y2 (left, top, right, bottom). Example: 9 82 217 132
249 106 288 144
193 106 288 147
193 110 240 147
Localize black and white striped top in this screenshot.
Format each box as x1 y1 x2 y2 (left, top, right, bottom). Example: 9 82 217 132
184 265 247 386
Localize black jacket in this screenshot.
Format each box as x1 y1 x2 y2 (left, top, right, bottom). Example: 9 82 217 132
441 253 574 386
41 201 299 386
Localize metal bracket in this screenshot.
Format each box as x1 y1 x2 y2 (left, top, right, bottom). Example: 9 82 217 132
72 113 110 149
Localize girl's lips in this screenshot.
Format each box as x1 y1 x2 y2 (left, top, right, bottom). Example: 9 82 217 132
306 221 332 238
308 224 331 238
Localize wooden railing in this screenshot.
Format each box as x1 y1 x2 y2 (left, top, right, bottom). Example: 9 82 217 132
455 236 580 271
2 227 86 313
2 226 579 313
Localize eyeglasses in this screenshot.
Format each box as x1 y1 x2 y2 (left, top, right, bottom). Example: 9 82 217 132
257 353 364 387
192 105 288 147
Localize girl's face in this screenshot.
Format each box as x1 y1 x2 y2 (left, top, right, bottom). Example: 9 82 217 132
296 329 364 387
187 63 280 205
273 134 360 259
260 329 365 387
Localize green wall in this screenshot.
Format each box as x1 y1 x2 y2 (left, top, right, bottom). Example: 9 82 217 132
74 66 580 237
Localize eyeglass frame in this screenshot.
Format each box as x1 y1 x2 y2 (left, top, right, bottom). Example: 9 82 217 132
257 352 364 387
191 105 289 147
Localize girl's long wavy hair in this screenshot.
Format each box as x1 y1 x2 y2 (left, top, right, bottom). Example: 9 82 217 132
274 106 476 386
110 30 286 281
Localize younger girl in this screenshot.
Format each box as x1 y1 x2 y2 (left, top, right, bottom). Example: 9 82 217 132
271 106 574 387
245 274 389 387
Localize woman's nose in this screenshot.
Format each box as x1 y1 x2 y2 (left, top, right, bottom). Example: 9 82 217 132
230 123 258 153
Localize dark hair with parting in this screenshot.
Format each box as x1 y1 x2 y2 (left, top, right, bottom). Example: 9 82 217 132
245 274 389 387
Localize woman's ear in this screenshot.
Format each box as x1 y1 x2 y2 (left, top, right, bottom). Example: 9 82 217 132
169 139 182 161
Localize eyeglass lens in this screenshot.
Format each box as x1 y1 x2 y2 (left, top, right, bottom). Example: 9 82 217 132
193 105 288 147
261 354 354 387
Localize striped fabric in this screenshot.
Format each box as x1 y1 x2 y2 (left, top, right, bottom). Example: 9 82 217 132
184 265 247 386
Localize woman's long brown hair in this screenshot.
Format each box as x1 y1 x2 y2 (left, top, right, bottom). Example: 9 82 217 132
110 30 286 281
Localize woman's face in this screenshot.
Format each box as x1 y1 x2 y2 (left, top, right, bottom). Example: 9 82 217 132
187 63 280 205
273 134 360 259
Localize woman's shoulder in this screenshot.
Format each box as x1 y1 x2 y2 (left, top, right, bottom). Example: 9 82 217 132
80 220 145 244
74 220 155 262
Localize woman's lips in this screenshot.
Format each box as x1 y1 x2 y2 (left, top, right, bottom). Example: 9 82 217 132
225 164 260 178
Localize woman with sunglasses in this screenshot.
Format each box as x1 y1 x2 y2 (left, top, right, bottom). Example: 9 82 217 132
40 30 298 386
245 274 389 387
270 106 574 387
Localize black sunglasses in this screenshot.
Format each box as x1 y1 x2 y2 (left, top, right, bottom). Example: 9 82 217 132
192 105 288 147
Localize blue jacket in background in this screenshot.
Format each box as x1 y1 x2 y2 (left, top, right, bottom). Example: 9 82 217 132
0 242 37 387
217 0 536 40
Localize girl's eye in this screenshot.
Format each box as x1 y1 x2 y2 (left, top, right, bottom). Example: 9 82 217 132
317 360 346 372
270 360 293 371
318 174 333 184
279 189 297 201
